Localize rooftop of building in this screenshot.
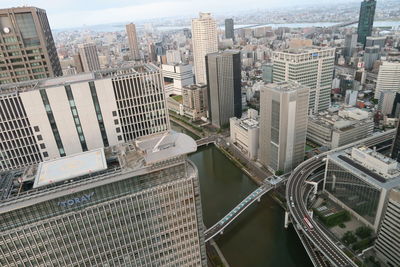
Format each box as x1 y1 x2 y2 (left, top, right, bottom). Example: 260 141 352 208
207 50 240 57
183 83 207 90
309 107 372 131
0 131 196 205
273 46 336 55
0 64 160 95
266 81 308 92
0 6 46 13
329 146 400 189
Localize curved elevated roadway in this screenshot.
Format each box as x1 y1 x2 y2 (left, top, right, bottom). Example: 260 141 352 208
286 130 395 267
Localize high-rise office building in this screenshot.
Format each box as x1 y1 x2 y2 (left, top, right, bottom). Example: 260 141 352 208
206 50 242 128
363 46 380 70
343 33 358 58
225 18 234 41
259 81 309 173
375 187 400 267
0 64 170 171
191 12 218 84
78 43 101 72
272 47 335 114
374 61 400 99
0 7 62 85
366 36 386 49
357 0 376 46
0 131 207 266
126 23 140 61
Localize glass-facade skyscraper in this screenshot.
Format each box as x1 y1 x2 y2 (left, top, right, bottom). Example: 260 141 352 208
225 18 234 41
357 0 376 47
206 50 242 128
0 7 62 85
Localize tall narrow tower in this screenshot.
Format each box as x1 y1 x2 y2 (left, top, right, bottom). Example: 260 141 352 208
126 23 140 60
0 7 62 85
225 18 234 41
259 81 309 173
357 0 376 47
206 50 242 128
191 13 218 84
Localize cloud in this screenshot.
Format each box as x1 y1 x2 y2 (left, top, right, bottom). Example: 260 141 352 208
1 0 363 29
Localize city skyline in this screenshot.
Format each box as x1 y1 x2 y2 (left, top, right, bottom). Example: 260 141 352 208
1 1 400 266
2 0 372 29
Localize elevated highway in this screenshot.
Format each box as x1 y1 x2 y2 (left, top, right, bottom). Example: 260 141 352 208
285 130 395 267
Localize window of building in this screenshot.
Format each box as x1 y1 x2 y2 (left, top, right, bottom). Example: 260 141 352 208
37 135 43 141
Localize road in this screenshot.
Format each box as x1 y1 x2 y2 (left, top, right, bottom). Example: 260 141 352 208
286 130 395 267
287 158 355 267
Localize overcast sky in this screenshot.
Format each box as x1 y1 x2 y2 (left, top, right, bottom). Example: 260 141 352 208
2 0 361 29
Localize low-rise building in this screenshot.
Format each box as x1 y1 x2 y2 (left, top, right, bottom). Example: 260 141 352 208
324 146 400 231
230 109 259 160
307 108 374 149
182 84 208 120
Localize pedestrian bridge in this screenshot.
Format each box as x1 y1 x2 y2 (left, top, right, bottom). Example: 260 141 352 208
196 136 217 147
204 184 273 242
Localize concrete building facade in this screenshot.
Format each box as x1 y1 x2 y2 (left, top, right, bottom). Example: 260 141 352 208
0 64 170 171
0 132 207 266
78 43 101 72
375 61 400 99
182 84 207 120
307 108 374 149
126 23 140 61
230 109 259 160
191 12 218 84
259 81 310 173
272 47 335 114
161 64 194 95
0 7 62 85
375 187 400 267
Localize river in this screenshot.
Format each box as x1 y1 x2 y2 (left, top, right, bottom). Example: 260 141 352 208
173 120 312 267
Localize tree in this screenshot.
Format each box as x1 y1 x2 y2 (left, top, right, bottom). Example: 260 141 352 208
355 226 372 239
275 170 284 176
342 231 357 245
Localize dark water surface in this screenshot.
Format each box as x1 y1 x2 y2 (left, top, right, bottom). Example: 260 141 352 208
189 145 312 267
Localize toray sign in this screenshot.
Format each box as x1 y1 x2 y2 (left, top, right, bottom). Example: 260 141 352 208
58 192 95 207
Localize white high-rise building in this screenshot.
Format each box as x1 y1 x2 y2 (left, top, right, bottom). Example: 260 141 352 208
374 61 400 99
78 43 101 72
0 64 170 171
272 47 335 114
191 12 218 84
259 81 310 173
